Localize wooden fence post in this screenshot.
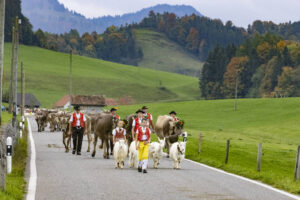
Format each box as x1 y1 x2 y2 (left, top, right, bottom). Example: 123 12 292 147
198 132 202 155
257 143 262 172
294 146 300 181
225 140 230 164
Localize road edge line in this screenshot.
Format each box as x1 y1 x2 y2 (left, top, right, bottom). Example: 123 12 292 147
184 158 300 200
26 117 37 200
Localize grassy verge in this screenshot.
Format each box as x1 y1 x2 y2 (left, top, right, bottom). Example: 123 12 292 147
0 119 28 200
116 98 300 194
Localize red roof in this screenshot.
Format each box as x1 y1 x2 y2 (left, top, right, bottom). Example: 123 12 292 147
54 95 70 108
105 98 118 106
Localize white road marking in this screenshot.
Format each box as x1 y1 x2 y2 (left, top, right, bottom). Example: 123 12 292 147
184 158 300 200
26 117 37 200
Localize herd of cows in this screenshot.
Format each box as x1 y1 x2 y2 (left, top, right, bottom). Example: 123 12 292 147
34 109 187 169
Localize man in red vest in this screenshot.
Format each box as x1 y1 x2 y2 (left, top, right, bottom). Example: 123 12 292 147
112 120 126 144
131 109 144 141
110 107 120 120
142 106 154 130
135 118 151 173
68 105 87 155
169 111 179 121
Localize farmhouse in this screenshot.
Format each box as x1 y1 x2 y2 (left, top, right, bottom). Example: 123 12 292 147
15 93 41 108
54 95 71 109
71 95 106 113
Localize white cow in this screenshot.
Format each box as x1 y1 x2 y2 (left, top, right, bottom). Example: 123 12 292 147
113 140 128 169
149 138 165 169
169 142 186 169
128 141 139 168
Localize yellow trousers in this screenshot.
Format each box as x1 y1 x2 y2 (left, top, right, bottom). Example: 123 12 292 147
138 142 149 161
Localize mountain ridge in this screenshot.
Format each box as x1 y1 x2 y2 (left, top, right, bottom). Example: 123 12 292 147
21 0 202 34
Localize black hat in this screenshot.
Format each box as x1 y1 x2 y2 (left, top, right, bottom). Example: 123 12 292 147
74 105 80 110
136 109 145 114
142 106 148 110
169 111 177 115
110 107 117 112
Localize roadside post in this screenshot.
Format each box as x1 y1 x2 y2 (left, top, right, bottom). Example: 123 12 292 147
225 140 230 164
6 137 12 174
294 146 300 181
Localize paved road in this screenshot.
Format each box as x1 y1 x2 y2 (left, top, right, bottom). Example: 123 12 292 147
26 117 299 200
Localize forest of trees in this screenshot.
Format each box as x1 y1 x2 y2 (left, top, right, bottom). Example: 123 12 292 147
200 34 300 99
139 11 247 60
4 1 300 98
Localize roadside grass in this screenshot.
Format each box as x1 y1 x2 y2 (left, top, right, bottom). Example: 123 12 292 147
135 29 203 76
116 98 300 194
0 119 28 200
3 43 200 107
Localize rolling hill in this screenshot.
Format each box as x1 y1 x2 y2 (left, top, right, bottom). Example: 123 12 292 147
3 43 200 107
21 0 202 34
135 29 204 76
117 98 300 194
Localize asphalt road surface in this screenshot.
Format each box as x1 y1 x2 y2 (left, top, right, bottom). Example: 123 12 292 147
26 117 300 200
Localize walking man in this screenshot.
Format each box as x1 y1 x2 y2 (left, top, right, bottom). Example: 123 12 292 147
142 106 154 130
68 105 87 155
136 118 151 173
132 109 144 141
169 111 179 121
111 107 120 120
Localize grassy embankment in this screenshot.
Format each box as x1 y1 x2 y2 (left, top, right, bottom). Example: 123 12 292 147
0 112 28 200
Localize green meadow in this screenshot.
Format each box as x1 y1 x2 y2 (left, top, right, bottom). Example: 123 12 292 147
3 43 200 107
135 29 203 76
116 98 300 194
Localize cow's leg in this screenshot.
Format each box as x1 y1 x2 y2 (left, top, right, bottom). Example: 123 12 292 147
87 131 91 152
103 139 107 159
63 132 68 152
92 135 98 157
67 135 71 150
106 139 110 159
166 140 170 158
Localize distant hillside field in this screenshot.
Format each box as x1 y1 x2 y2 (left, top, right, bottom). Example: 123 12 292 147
135 29 203 76
117 98 300 194
3 43 200 107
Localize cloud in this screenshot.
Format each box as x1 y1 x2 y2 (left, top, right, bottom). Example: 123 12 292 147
57 0 300 27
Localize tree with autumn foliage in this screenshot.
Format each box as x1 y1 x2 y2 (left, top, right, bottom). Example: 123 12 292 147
274 66 296 97
223 56 249 98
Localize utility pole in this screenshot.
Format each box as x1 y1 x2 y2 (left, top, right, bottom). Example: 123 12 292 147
69 50 72 111
0 0 6 125
21 62 24 116
12 17 20 127
9 27 15 113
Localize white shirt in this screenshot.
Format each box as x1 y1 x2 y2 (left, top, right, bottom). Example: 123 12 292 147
132 117 149 127
112 127 126 136
69 112 87 127
136 127 151 140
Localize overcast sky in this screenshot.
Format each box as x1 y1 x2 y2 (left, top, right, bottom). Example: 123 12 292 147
58 0 300 27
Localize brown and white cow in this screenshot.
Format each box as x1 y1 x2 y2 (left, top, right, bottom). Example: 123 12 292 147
155 115 185 156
